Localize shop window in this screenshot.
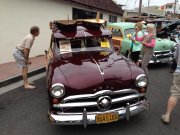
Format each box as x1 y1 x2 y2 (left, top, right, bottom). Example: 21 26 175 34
73 8 103 19
109 15 117 23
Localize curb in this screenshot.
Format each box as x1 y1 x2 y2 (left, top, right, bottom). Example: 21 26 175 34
0 67 46 88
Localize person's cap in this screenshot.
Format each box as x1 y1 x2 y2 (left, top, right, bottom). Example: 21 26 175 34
147 23 155 29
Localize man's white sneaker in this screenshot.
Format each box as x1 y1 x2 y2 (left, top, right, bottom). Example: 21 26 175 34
161 114 170 124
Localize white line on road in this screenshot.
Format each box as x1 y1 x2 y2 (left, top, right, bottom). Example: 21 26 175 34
0 72 45 95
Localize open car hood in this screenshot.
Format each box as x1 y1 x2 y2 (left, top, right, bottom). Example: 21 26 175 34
161 19 180 32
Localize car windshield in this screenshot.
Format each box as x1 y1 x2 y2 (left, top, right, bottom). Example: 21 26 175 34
124 28 135 36
124 28 147 37
58 36 113 54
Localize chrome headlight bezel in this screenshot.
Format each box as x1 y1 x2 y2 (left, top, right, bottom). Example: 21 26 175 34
171 43 178 53
135 74 148 88
51 83 65 98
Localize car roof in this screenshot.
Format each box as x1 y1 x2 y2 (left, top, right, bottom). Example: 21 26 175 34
107 22 147 30
107 22 137 32
50 19 112 39
53 26 111 39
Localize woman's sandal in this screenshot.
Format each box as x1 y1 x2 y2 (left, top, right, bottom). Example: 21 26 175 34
24 84 36 89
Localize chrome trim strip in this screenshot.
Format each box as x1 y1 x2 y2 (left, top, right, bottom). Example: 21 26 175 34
54 102 97 108
153 50 171 53
135 74 147 80
126 103 130 121
52 83 64 88
111 94 140 103
83 108 87 128
92 58 104 75
62 89 139 103
53 94 141 108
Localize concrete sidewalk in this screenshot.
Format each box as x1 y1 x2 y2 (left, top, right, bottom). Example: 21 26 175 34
0 55 46 88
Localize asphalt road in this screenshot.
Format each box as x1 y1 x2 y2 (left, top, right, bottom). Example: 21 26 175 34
0 63 180 135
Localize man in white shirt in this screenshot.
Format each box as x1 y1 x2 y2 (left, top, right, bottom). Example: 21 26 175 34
13 26 40 89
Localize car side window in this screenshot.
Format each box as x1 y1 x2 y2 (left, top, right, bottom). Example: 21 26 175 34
111 28 123 37
86 38 100 47
70 39 82 48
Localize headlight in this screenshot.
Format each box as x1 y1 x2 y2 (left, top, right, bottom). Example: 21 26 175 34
171 43 177 53
135 74 148 88
51 83 65 98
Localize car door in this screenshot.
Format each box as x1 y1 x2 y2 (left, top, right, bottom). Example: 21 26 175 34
121 28 134 56
111 28 123 52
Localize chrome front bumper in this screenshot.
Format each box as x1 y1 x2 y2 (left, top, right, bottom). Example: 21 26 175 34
149 50 173 64
149 57 173 63
48 99 149 128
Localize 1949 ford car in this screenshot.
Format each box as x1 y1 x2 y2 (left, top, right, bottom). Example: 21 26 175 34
107 22 177 63
45 19 149 128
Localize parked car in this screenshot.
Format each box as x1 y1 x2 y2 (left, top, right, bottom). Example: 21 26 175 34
158 19 180 41
45 19 149 127
107 22 177 63
125 16 180 40
145 19 180 40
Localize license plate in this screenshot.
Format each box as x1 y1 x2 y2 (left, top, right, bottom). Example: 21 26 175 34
96 112 119 124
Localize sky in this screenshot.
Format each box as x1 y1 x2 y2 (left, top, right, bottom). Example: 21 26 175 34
116 0 180 10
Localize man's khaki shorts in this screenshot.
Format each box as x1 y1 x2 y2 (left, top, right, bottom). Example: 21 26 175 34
170 72 180 97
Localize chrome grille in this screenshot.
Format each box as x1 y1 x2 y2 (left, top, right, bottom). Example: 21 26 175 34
154 50 172 58
53 89 145 113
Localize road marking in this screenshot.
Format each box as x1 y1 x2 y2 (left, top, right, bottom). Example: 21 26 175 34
0 72 45 95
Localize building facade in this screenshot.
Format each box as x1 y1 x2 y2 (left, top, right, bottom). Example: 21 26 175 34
164 2 180 15
0 0 123 63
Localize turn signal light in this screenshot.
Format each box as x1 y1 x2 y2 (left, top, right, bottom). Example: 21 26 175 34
52 98 59 104
140 88 145 93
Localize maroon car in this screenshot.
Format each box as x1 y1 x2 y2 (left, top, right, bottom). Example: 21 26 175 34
46 19 149 127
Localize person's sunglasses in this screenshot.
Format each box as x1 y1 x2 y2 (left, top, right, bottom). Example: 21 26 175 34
134 27 138 30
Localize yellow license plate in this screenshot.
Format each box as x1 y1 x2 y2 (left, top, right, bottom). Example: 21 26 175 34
96 112 119 124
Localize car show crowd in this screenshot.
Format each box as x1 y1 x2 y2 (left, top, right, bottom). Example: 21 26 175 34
12 16 180 126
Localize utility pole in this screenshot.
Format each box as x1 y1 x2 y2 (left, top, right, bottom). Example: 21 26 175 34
174 0 178 16
174 0 177 15
139 0 142 16
148 0 150 7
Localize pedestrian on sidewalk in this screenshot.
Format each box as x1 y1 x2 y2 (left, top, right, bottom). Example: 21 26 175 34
13 26 40 89
141 23 156 76
161 40 180 124
128 22 144 66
